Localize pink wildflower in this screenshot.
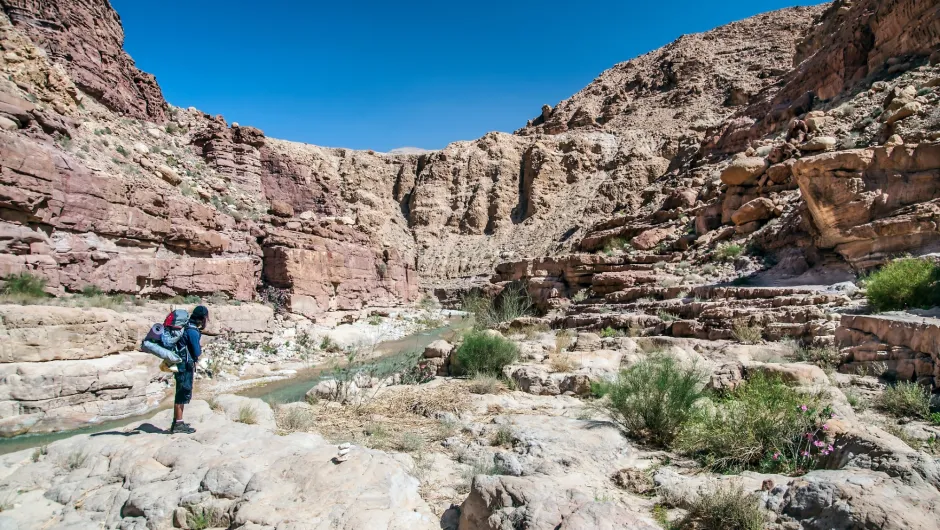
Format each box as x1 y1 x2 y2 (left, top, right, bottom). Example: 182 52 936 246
801 450 810 457
814 440 825 448
800 405 808 412
822 424 829 431
827 445 834 452
772 453 780 460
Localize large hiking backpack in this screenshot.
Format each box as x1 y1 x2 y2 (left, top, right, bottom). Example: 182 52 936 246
140 309 189 364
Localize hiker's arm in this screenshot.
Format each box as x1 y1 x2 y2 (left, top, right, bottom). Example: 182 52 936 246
186 328 202 361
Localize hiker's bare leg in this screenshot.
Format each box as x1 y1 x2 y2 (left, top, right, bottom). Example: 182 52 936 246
174 404 184 422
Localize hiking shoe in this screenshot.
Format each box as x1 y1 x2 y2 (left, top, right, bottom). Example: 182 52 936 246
169 422 195 434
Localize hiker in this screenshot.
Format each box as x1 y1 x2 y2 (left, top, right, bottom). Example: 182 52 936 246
170 305 209 434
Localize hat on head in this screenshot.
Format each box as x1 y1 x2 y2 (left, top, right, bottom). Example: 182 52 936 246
191 305 209 321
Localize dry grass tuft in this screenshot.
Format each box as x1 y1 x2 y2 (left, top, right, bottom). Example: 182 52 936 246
303 382 471 451
549 353 580 373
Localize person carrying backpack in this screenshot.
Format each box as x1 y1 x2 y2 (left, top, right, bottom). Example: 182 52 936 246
170 305 209 434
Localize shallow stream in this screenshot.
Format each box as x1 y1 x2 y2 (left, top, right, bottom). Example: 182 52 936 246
0 317 467 456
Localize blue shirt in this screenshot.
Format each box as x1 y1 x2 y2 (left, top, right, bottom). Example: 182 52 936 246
180 325 202 363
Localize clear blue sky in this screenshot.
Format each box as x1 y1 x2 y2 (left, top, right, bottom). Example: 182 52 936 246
112 0 818 152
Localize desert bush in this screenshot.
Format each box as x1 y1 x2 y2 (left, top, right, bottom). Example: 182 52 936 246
865 257 940 312
395 432 425 453
278 406 316 432
602 237 629 255
206 396 223 412
877 381 930 419
65 451 88 470
461 283 532 330
844 389 869 412
492 425 515 447
657 309 680 322
590 380 612 399
732 320 763 344
715 243 743 262
791 342 841 369
1 272 48 302
549 353 580 373
676 374 829 473
681 484 766 530
571 289 589 303
454 331 519 376
320 336 341 353
237 404 258 425
603 355 705 446
600 326 626 338
467 373 503 395
555 329 574 353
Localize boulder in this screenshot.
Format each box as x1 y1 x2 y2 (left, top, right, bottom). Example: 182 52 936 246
459 475 659 530
503 365 560 396
423 340 453 359
731 197 775 226
885 102 922 125
720 157 768 186
270 200 294 218
745 362 829 386
156 165 181 185
631 227 674 251
766 160 794 184
801 136 837 151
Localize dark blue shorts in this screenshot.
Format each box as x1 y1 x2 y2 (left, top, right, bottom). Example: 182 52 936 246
174 367 194 405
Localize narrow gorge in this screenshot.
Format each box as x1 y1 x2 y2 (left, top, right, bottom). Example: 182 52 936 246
0 0 939 528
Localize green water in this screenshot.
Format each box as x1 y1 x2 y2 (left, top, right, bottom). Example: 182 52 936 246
0 317 467 456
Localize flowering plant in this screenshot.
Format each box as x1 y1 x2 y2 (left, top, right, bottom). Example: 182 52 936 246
759 404 836 474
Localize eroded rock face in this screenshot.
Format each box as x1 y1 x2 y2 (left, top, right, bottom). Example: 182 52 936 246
794 143 940 268
0 0 168 121
715 0 940 151
837 311 940 387
0 132 261 300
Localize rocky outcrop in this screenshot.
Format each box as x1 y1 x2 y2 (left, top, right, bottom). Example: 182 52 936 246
0 397 438 529
837 311 940 387
0 0 168 121
715 0 940 152
0 131 261 300
794 143 940 268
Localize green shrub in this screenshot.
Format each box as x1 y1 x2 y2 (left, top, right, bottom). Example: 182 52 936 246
601 237 629 255
461 283 532 330
0 272 48 303
930 412 940 426
715 243 743 262
792 343 841 369
454 331 519 376
865 257 940 312
676 374 826 473
590 380 612 399
80 284 104 297
600 326 626 338
681 484 766 530
237 404 258 424
2 272 47 297
731 320 763 344
603 356 705 447
877 381 930 419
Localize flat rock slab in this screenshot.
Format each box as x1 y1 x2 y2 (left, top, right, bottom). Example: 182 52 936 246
0 395 437 529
